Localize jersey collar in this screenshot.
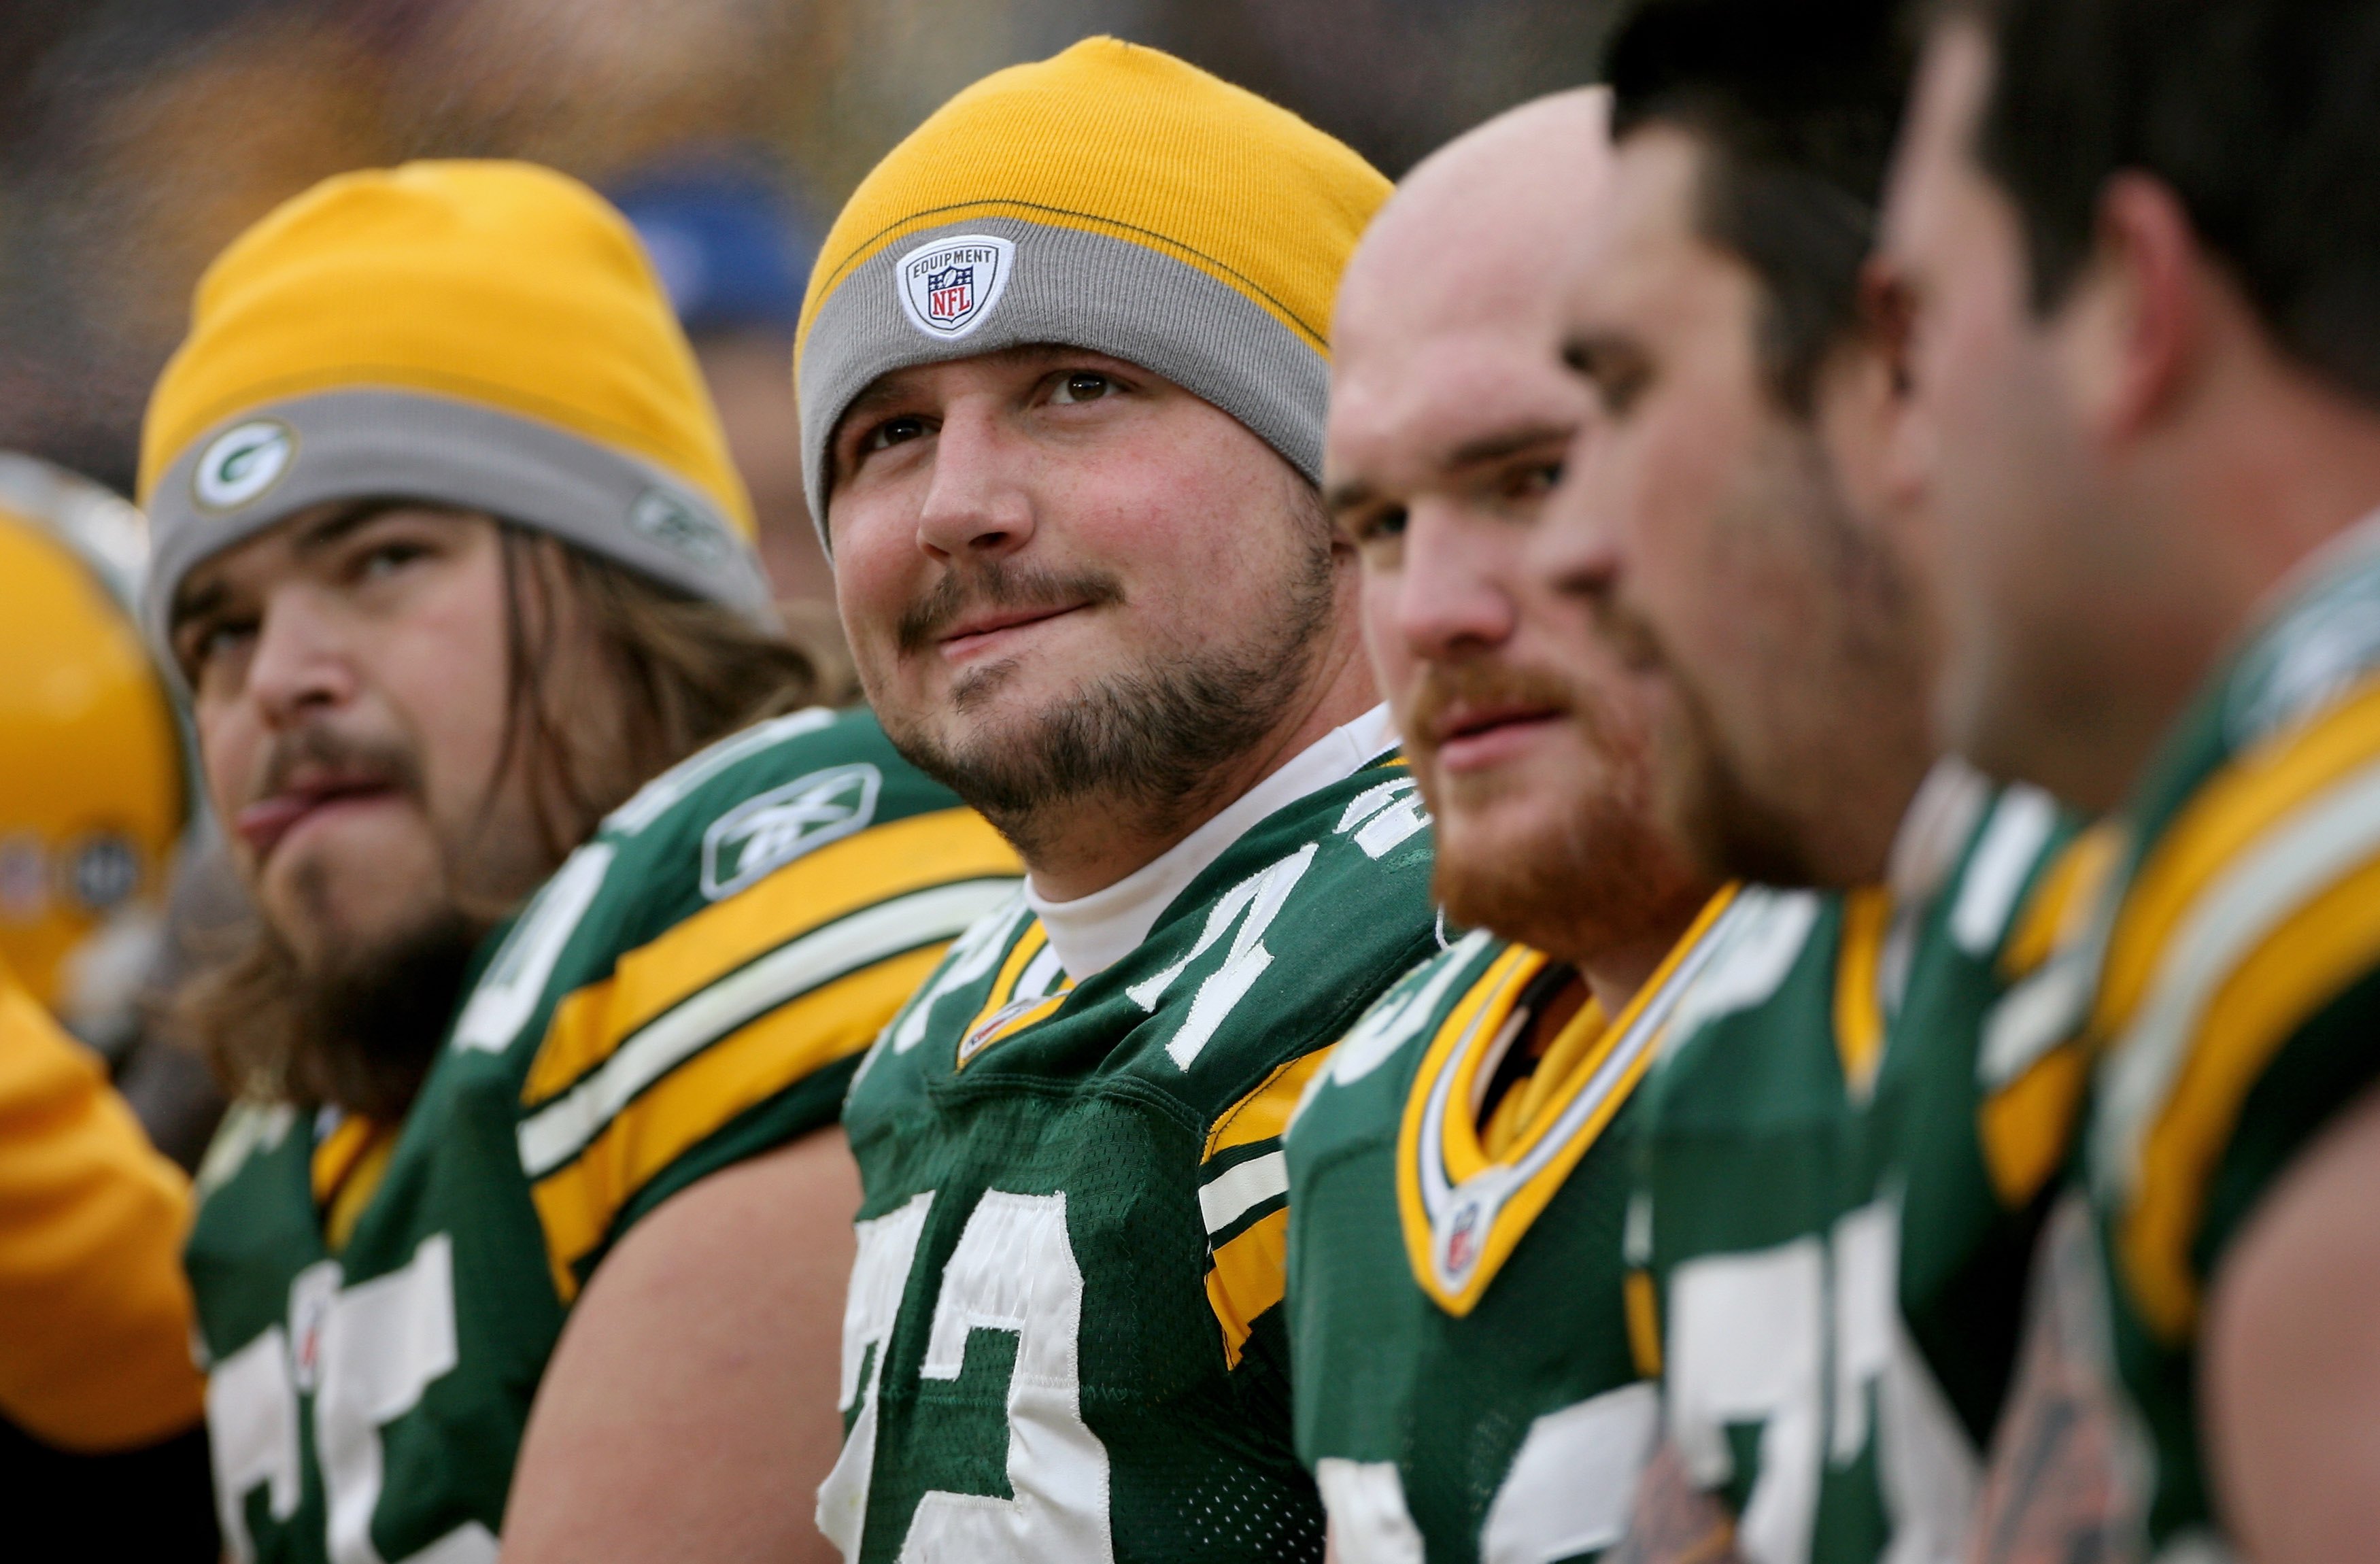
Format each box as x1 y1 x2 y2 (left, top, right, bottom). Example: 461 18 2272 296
1028 703 1398 979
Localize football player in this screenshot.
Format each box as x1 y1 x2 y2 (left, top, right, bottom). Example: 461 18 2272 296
798 39 1436 1563
1529 1 2097 1558
1885 1 2380 1557
146 162 1019 1563
0 460 215 1558
1287 88 1722 1564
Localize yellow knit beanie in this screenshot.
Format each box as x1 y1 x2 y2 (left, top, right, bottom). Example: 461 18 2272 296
139 160 770 653
796 37 1391 544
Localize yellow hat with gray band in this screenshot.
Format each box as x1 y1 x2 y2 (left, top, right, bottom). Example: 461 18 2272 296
796 37 1391 547
139 159 771 662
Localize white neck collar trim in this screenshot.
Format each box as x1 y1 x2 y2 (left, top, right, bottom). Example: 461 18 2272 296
1027 703 1399 981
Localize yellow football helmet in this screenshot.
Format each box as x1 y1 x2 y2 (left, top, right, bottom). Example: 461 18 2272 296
0 456 182 1049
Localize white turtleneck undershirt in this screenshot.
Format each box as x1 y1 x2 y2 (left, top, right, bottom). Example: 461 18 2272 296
1025 702 1399 981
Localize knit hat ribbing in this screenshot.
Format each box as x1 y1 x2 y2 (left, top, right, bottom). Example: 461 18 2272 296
796 37 1392 547
139 159 772 658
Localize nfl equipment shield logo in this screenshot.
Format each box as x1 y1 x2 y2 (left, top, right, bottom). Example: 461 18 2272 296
896 233 1015 340
925 265 974 326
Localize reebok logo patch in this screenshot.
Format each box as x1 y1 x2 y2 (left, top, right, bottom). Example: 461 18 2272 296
700 763 882 900
896 234 1014 340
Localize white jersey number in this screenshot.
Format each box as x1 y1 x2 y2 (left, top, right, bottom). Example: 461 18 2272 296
206 1234 498 1564
1664 1202 1978 1564
818 1189 1114 1563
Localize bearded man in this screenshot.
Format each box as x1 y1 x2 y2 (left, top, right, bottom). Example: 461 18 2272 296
797 39 1440 1563
150 161 1018 1564
1280 88 1724 1564
1886 1 2380 1556
1525 2 2096 1558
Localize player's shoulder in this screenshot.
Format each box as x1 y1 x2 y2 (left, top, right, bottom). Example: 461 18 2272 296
1123 751 1439 1116
453 707 1014 1059
1286 930 1506 1165
1162 751 1435 972
1909 764 2081 976
1650 887 1835 1074
593 704 965 883
190 1102 308 1222
2084 545 2380 1340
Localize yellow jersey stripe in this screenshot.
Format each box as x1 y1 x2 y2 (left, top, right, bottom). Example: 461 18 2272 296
2000 822 2124 983
955 922 1073 1068
1399 889 1741 1317
1833 887 1891 1098
530 943 948 1300
1489 985 1608 1161
520 877 1017 1178
1438 947 1557 1185
1625 1270 1663 1378
310 1115 379 1205
1205 1208 1290 1370
1195 1048 1335 1360
1978 1043 2088 1208
324 1135 397 1253
2115 837 2380 1338
1205 1047 1334 1161
524 807 1019 1105
2096 677 2380 1036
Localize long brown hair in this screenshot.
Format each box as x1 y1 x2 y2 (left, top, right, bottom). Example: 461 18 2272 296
178 524 821 1113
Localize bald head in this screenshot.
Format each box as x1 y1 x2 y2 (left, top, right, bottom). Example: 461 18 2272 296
1338 88 1613 357
1326 88 1705 974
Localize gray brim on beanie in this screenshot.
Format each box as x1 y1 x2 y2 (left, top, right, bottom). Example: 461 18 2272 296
796 215 1331 556
142 386 775 678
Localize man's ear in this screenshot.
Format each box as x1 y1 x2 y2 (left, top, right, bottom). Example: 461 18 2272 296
2056 171 2206 449
1857 256 1918 403
1812 262 1925 532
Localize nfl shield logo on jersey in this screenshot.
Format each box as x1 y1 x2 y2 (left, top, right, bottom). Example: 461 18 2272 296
896 233 1015 341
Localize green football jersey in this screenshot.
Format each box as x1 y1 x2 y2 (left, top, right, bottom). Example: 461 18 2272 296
1282 893 1739 1564
821 742 1438 1564
1632 772 2085 1564
186 707 1021 1564
1976 527 2380 1557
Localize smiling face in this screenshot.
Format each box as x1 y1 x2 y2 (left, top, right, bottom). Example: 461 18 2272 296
1532 126 1935 888
826 345 1355 874
1328 90 1708 963
172 505 573 976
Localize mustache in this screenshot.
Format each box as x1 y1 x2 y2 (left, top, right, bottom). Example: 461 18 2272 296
254 721 424 805
896 560 1129 654
1404 659 1583 750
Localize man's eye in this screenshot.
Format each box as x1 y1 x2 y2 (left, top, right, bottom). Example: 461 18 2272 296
1509 462 1563 501
1344 507 1408 558
1565 339 1651 419
1050 371 1113 405
358 542 428 579
865 415 930 453
182 619 254 675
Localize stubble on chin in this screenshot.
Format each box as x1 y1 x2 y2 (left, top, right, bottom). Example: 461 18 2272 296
879 532 1340 860
1430 773 1709 964
1652 673 1820 889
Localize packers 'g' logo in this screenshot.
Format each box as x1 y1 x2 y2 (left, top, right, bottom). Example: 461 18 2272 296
194 420 295 511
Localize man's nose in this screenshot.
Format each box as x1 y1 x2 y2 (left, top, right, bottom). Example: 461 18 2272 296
243 587 360 729
1395 500 1519 660
914 407 1036 562
1527 465 1625 607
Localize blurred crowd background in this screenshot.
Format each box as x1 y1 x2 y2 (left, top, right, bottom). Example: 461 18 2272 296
0 0 1623 610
